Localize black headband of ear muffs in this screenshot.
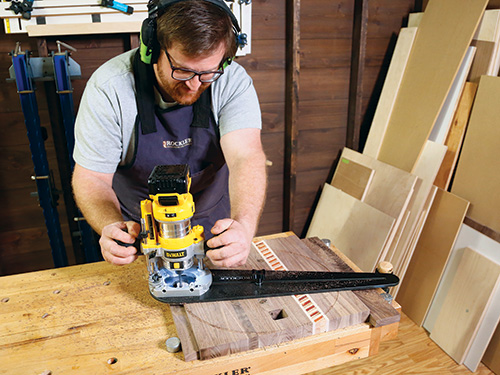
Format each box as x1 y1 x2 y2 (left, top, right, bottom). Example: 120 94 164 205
139 0 244 65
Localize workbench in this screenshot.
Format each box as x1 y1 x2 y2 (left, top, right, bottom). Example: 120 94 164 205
0 232 399 375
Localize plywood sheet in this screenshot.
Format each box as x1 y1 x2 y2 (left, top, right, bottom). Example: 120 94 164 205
407 12 423 27
384 141 446 273
424 224 500 333
430 247 500 364
434 82 478 190
331 157 374 201
468 40 496 82
463 275 500 371
451 75 500 234
171 233 371 360
397 189 469 326
363 27 417 159
476 10 500 42
340 148 418 222
377 0 487 172
307 184 395 272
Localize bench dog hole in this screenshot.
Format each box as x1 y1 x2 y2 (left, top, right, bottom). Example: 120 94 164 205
269 309 288 320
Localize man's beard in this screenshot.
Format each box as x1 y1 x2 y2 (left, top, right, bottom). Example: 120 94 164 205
164 79 210 106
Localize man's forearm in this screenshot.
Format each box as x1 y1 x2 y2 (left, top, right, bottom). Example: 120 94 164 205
72 164 122 235
228 151 267 238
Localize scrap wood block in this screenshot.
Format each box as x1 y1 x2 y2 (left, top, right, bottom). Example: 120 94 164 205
340 148 418 223
377 0 487 172
451 75 500 234
171 233 373 361
331 156 374 201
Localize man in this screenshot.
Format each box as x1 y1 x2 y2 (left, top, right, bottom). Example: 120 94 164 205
72 0 267 268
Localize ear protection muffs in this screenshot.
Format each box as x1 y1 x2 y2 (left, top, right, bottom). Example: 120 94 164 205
139 0 246 65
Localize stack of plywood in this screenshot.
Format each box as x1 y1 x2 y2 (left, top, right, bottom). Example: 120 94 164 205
308 0 500 371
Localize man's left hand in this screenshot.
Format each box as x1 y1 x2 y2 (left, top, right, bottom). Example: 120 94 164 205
205 218 252 268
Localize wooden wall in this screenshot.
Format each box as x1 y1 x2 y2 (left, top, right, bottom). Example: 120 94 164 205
0 0 417 275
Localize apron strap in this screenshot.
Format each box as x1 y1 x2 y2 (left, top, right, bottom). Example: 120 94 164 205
133 50 157 135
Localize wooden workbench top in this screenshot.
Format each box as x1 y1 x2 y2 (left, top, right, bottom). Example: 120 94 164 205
0 233 399 375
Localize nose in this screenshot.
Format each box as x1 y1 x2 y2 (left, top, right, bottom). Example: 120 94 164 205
185 76 202 91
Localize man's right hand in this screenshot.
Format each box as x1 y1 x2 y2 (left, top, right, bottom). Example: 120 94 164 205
100 221 141 265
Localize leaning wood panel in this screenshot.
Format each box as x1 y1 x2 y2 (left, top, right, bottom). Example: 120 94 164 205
339 148 417 222
430 247 500 364
363 27 417 159
451 75 500 234
397 189 469 326
468 40 496 83
307 183 394 272
377 0 487 172
330 157 374 201
428 46 475 145
388 141 446 281
338 147 418 263
434 82 477 190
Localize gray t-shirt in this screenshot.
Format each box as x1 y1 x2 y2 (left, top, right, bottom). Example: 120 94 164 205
73 48 261 174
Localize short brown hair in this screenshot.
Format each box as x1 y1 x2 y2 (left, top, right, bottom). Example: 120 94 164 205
156 0 237 62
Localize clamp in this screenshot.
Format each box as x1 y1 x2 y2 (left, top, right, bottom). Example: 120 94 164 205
101 0 134 14
9 0 33 20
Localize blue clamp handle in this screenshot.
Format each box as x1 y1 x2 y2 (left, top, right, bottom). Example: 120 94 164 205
101 0 134 14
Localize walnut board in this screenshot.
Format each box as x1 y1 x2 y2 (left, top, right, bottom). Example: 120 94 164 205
171 233 374 361
377 0 487 172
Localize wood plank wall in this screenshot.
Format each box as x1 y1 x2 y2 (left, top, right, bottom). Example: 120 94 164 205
0 0 417 276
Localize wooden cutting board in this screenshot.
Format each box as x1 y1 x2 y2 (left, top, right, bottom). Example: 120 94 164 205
170 233 399 361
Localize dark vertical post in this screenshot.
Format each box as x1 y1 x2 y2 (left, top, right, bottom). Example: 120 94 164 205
414 0 424 12
127 34 140 51
346 0 368 151
37 38 86 264
283 0 300 231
